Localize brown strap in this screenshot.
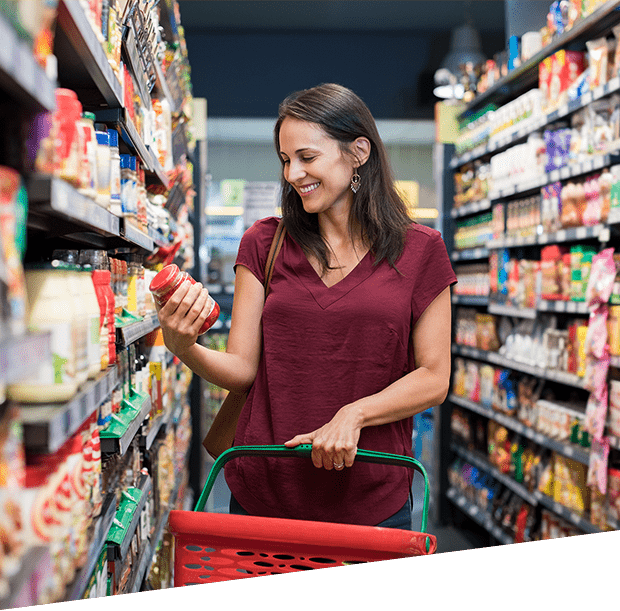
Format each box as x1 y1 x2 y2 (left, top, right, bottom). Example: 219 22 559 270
264 221 286 297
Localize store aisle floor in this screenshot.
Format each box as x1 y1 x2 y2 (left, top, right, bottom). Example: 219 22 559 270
202 469 479 555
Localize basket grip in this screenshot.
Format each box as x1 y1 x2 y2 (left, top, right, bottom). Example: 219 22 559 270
194 444 431 533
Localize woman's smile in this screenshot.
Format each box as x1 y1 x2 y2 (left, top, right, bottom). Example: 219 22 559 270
299 182 320 196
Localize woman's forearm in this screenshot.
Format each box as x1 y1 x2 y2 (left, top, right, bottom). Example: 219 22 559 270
348 366 450 430
174 342 257 393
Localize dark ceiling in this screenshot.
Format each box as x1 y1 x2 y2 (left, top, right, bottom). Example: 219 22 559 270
177 1 506 34
176 1 507 119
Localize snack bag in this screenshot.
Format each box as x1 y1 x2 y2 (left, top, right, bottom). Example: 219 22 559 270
584 306 609 359
584 384 608 441
586 248 616 306
587 436 610 495
583 349 610 394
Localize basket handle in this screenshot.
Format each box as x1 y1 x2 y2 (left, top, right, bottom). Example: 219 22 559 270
193 444 431 534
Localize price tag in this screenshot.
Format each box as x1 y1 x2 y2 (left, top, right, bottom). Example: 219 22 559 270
553 502 564 515
599 227 611 243
556 229 567 242
550 170 560 182
575 227 586 240
563 444 574 457
566 301 577 313
582 92 593 105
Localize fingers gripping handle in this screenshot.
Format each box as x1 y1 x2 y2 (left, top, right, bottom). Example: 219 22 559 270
193 444 432 534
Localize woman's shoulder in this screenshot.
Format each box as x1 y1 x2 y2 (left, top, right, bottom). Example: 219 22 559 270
403 222 445 251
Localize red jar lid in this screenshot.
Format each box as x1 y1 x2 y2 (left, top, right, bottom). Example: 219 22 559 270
149 264 180 295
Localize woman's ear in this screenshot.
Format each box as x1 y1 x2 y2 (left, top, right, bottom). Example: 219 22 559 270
352 137 371 167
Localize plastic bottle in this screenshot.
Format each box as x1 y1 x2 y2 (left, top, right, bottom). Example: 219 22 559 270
94 130 111 209
80 265 103 378
108 129 122 216
149 264 220 334
64 262 90 386
6 262 79 403
77 112 97 199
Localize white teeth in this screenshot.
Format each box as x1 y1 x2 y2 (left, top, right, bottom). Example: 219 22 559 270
300 182 319 194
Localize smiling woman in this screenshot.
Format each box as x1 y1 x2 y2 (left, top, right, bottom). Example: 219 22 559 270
154 83 457 529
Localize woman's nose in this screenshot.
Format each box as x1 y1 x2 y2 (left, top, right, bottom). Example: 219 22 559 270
286 159 305 183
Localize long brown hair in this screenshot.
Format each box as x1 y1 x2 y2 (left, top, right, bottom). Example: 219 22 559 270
274 83 414 273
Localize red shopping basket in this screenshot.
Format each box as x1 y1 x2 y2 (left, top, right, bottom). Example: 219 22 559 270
168 444 437 586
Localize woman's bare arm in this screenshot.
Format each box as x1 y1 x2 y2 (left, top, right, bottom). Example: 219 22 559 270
155 264 265 393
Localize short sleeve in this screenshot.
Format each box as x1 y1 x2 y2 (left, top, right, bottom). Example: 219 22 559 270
411 230 457 321
234 216 280 284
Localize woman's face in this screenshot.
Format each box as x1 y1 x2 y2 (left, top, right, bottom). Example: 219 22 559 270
278 117 356 216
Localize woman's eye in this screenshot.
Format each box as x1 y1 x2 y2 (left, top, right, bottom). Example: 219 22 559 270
301 156 315 162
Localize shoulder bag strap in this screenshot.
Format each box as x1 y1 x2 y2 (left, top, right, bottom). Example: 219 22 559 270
263 220 287 297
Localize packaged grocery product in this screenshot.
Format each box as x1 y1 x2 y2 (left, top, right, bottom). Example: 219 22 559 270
584 306 609 359
54 89 82 187
607 468 620 523
7 262 80 402
587 436 609 495
609 379 620 437
149 264 220 334
586 37 609 89
586 247 616 306
584 384 608 441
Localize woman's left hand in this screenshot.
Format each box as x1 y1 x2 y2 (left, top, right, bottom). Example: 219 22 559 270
284 404 362 471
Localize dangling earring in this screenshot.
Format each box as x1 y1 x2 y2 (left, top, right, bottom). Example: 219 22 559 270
350 169 361 193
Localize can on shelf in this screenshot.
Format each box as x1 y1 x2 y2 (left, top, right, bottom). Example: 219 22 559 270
149 264 220 334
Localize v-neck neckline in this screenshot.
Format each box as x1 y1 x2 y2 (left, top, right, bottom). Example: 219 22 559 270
287 237 376 309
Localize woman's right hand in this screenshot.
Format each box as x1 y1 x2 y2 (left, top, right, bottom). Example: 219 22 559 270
154 279 212 357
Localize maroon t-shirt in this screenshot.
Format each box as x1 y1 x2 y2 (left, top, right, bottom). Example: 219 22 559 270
224 216 457 525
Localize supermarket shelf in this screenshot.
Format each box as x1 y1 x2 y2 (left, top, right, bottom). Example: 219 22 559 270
27 175 121 239
452 295 490 307
0 332 51 385
55 0 123 107
17 367 118 454
146 148 172 190
0 546 52 609
64 493 116 601
122 25 152 108
120 220 154 252
451 247 489 262
451 199 492 218
100 394 152 455
0 12 56 111
446 487 514 545
449 394 591 465
452 76 620 168
148 226 169 249
107 473 152 561
95 108 153 172
451 443 540 507
537 299 591 315
116 314 160 347
489 153 620 201
452 344 586 389
489 224 607 250
534 491 601 534
153 61 175 108
458 0 620 118
139 408 172 451
487 302 537 319
130 464 186 593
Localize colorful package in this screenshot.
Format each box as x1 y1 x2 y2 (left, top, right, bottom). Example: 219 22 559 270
586 248 616 306
584 306 609 358
609 379 620 438
587 436 609 495
584 349 610 394
585 384 608 441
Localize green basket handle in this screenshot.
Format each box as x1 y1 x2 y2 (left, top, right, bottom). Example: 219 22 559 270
193 444 431 535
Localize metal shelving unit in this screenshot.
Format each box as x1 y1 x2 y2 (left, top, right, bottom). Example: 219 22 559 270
0 12 56 111
450 393 591 466
446 488 515 545
17 367 118 454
